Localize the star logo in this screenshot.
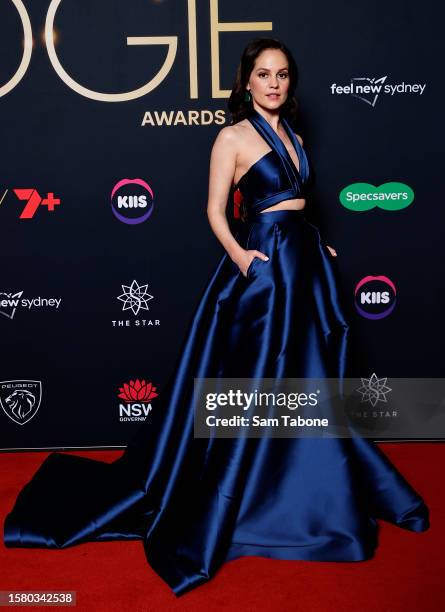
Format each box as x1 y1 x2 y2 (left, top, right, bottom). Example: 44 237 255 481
117 280 153 316
355 373 392 407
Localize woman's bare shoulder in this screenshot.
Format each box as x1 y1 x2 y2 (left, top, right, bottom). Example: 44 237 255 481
294 132 303 146
213 119 252 149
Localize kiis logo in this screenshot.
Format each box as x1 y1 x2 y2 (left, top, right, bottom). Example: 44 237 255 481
354 275 396 319
340 183 414 211
118 378 158 422
0 380 42 425
111 178 154 225
0 188 61 219
330 76 426 107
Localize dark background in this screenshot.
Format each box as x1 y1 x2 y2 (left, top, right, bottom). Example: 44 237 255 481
0 0 443 449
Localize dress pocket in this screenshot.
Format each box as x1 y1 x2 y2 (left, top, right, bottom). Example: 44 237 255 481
246 256 258 279
246 255 269 280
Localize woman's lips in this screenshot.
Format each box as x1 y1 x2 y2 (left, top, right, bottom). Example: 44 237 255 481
267 94 280 98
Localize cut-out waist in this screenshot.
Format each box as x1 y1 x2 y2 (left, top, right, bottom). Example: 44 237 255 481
246 208 308 224
259 197 306 213
243 190 307 220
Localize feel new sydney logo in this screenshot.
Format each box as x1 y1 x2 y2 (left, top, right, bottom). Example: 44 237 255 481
330 76 426 107
0 291 62 320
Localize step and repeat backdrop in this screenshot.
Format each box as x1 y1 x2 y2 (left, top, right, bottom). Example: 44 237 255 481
1 0 443 449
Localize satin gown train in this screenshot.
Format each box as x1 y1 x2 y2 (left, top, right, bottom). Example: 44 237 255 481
3 109 429 597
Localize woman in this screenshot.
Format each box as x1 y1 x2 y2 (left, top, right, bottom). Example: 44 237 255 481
4 38 429 597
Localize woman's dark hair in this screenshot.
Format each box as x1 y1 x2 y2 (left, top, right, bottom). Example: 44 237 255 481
228 38 299 126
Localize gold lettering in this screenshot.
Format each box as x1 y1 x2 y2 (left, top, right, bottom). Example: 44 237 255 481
187 0 198 98
140 109 227 126
2 1 274 103
0 0 33 98
210 0 273 98
45 0 178 102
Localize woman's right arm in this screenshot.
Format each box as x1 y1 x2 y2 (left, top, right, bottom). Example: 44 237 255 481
207 127 268 277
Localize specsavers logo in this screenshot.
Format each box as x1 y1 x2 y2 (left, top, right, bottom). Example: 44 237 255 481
339 182 414 211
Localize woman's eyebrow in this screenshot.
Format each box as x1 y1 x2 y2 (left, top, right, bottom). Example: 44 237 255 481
255 66 289 71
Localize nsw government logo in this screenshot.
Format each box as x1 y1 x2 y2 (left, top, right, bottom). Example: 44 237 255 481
118 379 158 422
0 380 42 425
111 178 154 225
112 280 160 327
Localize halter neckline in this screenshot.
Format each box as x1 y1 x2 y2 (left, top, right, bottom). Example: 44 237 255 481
247 108 309 187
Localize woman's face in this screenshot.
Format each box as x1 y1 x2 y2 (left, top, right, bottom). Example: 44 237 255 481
247 48 290 111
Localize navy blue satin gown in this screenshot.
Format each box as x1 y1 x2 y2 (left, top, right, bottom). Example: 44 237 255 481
3 109 429 596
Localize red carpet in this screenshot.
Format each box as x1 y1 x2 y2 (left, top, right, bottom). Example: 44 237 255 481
1 444 443 611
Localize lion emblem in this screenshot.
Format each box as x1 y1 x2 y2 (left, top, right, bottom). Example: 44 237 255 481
5 390 36 421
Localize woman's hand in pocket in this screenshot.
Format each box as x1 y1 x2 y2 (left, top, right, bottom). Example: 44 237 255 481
235 249 269 277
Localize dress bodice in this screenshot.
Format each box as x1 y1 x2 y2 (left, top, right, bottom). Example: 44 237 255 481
235 109 310 217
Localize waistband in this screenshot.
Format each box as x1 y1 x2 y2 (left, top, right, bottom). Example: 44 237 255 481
245 209 307 224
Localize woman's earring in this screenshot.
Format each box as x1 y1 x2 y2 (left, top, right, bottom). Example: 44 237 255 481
244 90 252 102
